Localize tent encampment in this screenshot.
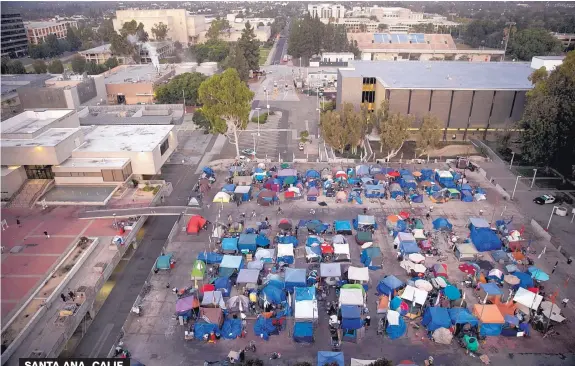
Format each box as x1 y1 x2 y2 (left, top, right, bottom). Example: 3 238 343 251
212 191 231 203
187 215 207 234
473 304 505 336
422 307 451 331
317 351 344 366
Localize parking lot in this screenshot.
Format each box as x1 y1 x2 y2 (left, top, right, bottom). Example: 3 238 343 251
120 161 575 366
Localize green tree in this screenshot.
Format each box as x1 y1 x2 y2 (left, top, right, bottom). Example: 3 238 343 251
98 18 116 42
238 21 260 71
104 57 119 69
151 22 169 41
32 59 47 74
191 39 230 63
374 101 412 159
155 72 208 105
198 68 255 157
85 61 106 75
320 109 348 154
28 43 46 59
44 34 61 57
416 114 443 158
58 39 71 53
462 19 503 49
368 359 393 366
221 43 250 81
71 55 86 73
519 51 575 177
206 17 231 40
66 26 82 50
192 109 211 131
48 59 64 73
110 33 134 56
508 28 563 61
5 60 26 74
1 57 9 74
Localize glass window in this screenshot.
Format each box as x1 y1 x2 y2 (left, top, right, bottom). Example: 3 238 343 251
160 138 170 155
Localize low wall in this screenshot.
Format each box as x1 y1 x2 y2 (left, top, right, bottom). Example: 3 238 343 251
494 184 510 200
530 219 552 242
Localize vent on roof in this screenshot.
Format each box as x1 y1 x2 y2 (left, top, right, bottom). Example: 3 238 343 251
446 75 452 80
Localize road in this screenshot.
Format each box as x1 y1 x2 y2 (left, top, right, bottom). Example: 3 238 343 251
74 133 222 358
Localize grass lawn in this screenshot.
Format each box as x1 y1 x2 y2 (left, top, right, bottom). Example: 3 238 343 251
259 47 271 66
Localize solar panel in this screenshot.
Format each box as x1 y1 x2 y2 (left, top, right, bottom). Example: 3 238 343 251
374 34 383 43
397 34 409 43
416 34 425 43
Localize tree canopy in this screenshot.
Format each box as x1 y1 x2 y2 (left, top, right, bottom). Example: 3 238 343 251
373 101 413 160
508 28 563 61
47 59 64 74
190 39 230 63
1 59 26 74
151 22 169 41
155 72 208 106
70 55 86 73
221 43 250 81
66 25 82 51
198 68 255 157
416 114 443 157
519 51 575 178
238 21 260 71
320 103 366 155
206 17 231 40
32 59 47 74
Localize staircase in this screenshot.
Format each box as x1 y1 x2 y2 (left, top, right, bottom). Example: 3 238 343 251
7 179 53 208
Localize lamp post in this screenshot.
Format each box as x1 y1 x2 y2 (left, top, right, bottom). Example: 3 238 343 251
509 151 516 169
316 108 321 139
530 168 537 189
251 133 257 157
113 213 117 229
547 206 560 230
255 107 261 136
511 175 521 200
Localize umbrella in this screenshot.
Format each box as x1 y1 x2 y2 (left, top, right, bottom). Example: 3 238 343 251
387 215 400 223
503 275 520 285
278 219 292 231
528 267 550 282
374 173 386 181
408 253 425 264
488 268 503 279
257 162 266 169
387 171 400 177
414 279 433 292
420 181 433 187
399 211 410 219
458 263 477 275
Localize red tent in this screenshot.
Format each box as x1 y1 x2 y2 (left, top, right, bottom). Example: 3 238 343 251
387 171 400 177
187 215 207 234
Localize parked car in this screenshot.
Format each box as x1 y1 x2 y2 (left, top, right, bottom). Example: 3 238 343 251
298 142 304 151
241 148 256 156
533 194 556 205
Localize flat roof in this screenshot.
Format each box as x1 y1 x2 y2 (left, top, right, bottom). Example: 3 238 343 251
75 125 173 152
0 110 75 135
25 21 75 29
104 65 169 84
1 128 80 147
80 44 112 54
340 61 535 90
533 56 565 60
55 157 130 169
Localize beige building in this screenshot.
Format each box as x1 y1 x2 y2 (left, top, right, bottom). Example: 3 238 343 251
349 6 458 29
307 4 346 20
25 20 77 45
103 64 175 105
79 41 175 65
0 109 177 196
113 9 206 44
197 24 271 43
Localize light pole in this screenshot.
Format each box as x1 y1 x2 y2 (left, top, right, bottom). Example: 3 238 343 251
113 213 117 229
511 175 521 200
255 107 261 136
530 168 537 189
509 152 516 169
251 133 257 157
546 206 560 230
502 22 516 61
316 108 321 139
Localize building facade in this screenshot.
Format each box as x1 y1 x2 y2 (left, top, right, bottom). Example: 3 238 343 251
1 12 28 58
349 6 458 29
79 42 175 65
113 9 206 44
336 60 534 140
308 4 346 20
103 64 175 105
25 21 77 44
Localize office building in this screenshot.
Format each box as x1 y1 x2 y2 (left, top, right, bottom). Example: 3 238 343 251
103 64 175 105
25 20 77 44
307 4 346 20
349 6 458 30
79 41 175 65
336 60 534 140
1 12 28 58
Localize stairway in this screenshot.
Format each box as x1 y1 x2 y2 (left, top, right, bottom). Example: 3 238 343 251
8 179 52 208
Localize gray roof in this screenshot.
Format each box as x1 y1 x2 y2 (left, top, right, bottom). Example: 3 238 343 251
340 61 535 90
533 56 565 60
80 44 112 54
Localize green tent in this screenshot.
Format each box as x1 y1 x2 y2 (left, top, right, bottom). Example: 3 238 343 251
281 163 290 169
412 218 425 230
341 283 365 294
191 260 206 280
283 176 297 186
355 231 372 244
463 335 479 352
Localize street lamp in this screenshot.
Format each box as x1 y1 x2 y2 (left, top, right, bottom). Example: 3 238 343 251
113 213 117 229
511 175 522 200
251 133 257 157
255 107 261 136
316 108 321 139
530 168 537 189
546 206 560 230
509 152 516 169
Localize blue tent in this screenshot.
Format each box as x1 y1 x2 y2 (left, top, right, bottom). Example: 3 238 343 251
222 184 236 193
293 322 314 343
203 166 215 177
356 165 370 176
400 241 420 255
433 217 453 231
387 316 407 340
238 234 257 252
340 305 363 329
420 169 434 181
399 168 411 176
370 165 383 174
254 316 278 340
214 276 232 297
220 255 243 272
514 271 534 289
305 169 321 179
256 234 270 247
285 268 307 292
400 175 417 190
461 190 474 202
295 287 316 301
411 194 423 203
422 307 451 331
334 220 352 234
317 352 344 366
194 321 219 339
221 318 242 339
155 253 173 270
197 252 223 264
261 283 286 304
361 247 382 269
377 275 404 295
470 227 502 252
221 238 238 252
306 236 322 247
278 235 299 247
448 308 479 326
443 285 461 300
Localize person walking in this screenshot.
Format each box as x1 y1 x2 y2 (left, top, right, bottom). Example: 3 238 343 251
44 231 50 239
60 293 66 302
16 218 21 228
68 290 75 301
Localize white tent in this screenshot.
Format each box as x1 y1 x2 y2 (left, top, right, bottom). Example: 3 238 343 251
236 269 260 284
348 266 369 282
295 300 318 320
400 285 428 305
255 248 274 262
386 310 400 326
513 287 543 312
412 229 426 240
540 301 566 323
201 290 226 308
277 243 294 258
350 359 377 366
339 288 364 306
234 185 251 194
400 260 426 274
332 234 347 244
333 243 350 259
320 263 341 277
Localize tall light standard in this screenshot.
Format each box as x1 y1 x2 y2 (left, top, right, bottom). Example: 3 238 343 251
547 206 560 230
511 175 522 200
113 213 117 229
530 168 538 189
509 151 516 169
255 107 261 137
251 133 257 157
502 22 516 62
316 108 321 139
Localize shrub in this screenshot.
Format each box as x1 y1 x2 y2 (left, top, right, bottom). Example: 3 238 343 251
251 112 268 124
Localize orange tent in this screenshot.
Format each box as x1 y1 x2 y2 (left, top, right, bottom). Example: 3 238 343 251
187 215 207 234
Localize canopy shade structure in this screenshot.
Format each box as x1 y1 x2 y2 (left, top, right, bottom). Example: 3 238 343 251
220 255 243 269
320 263 341 277
317 352 344 366
448 308 479 326
513 287 543 311
348 266 369 282
469 217 490 229
222 238 239 252
422 307 451 331
400 285 428 305
357 215 376 226
339 288 364 306
201 290 226 308
294 300 318 320
237 269 260 284
540 301 566 322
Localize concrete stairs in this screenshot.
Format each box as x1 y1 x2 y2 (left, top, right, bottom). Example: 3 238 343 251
8 179 52 208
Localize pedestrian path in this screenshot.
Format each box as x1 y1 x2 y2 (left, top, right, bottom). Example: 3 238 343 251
238 112 284 159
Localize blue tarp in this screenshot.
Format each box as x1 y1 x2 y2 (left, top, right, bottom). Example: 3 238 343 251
285 268 306 292
443 285 461 300
422 307 451 331
293 322 314 343
194 322 219 339
400 241 420 255
361 247 382 268
377 275 404 295
203 166 214 176
278 235 299 247
461 190 474 202
480 283 503 296
317 352 344 366
262 283 286 304
254 316 277 340
433 217 453 231
306 236 322 247
387 316 407 340
514 271 534 289
342 317 363 330
334 220 352 232
221 318 242 339
214 277 232 297
221 238 239 252
220 255 243 269
420 169 434 181
480 323 503 337
390 297 403 311
197 252 223 264
448 308 479 326
305 169 321 179
238 234 258 252
256 234 271 247
155 253 173 270
295 287 315 301
222 184 236 193
470 227 502 252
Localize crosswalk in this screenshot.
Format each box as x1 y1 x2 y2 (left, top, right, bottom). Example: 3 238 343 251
237 112 287 159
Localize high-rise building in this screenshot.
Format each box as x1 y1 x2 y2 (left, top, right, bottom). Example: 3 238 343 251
1 12 28 58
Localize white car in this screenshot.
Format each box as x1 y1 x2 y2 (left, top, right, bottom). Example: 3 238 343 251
298 142 304 151
236 155 251 163
533 194 556 205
